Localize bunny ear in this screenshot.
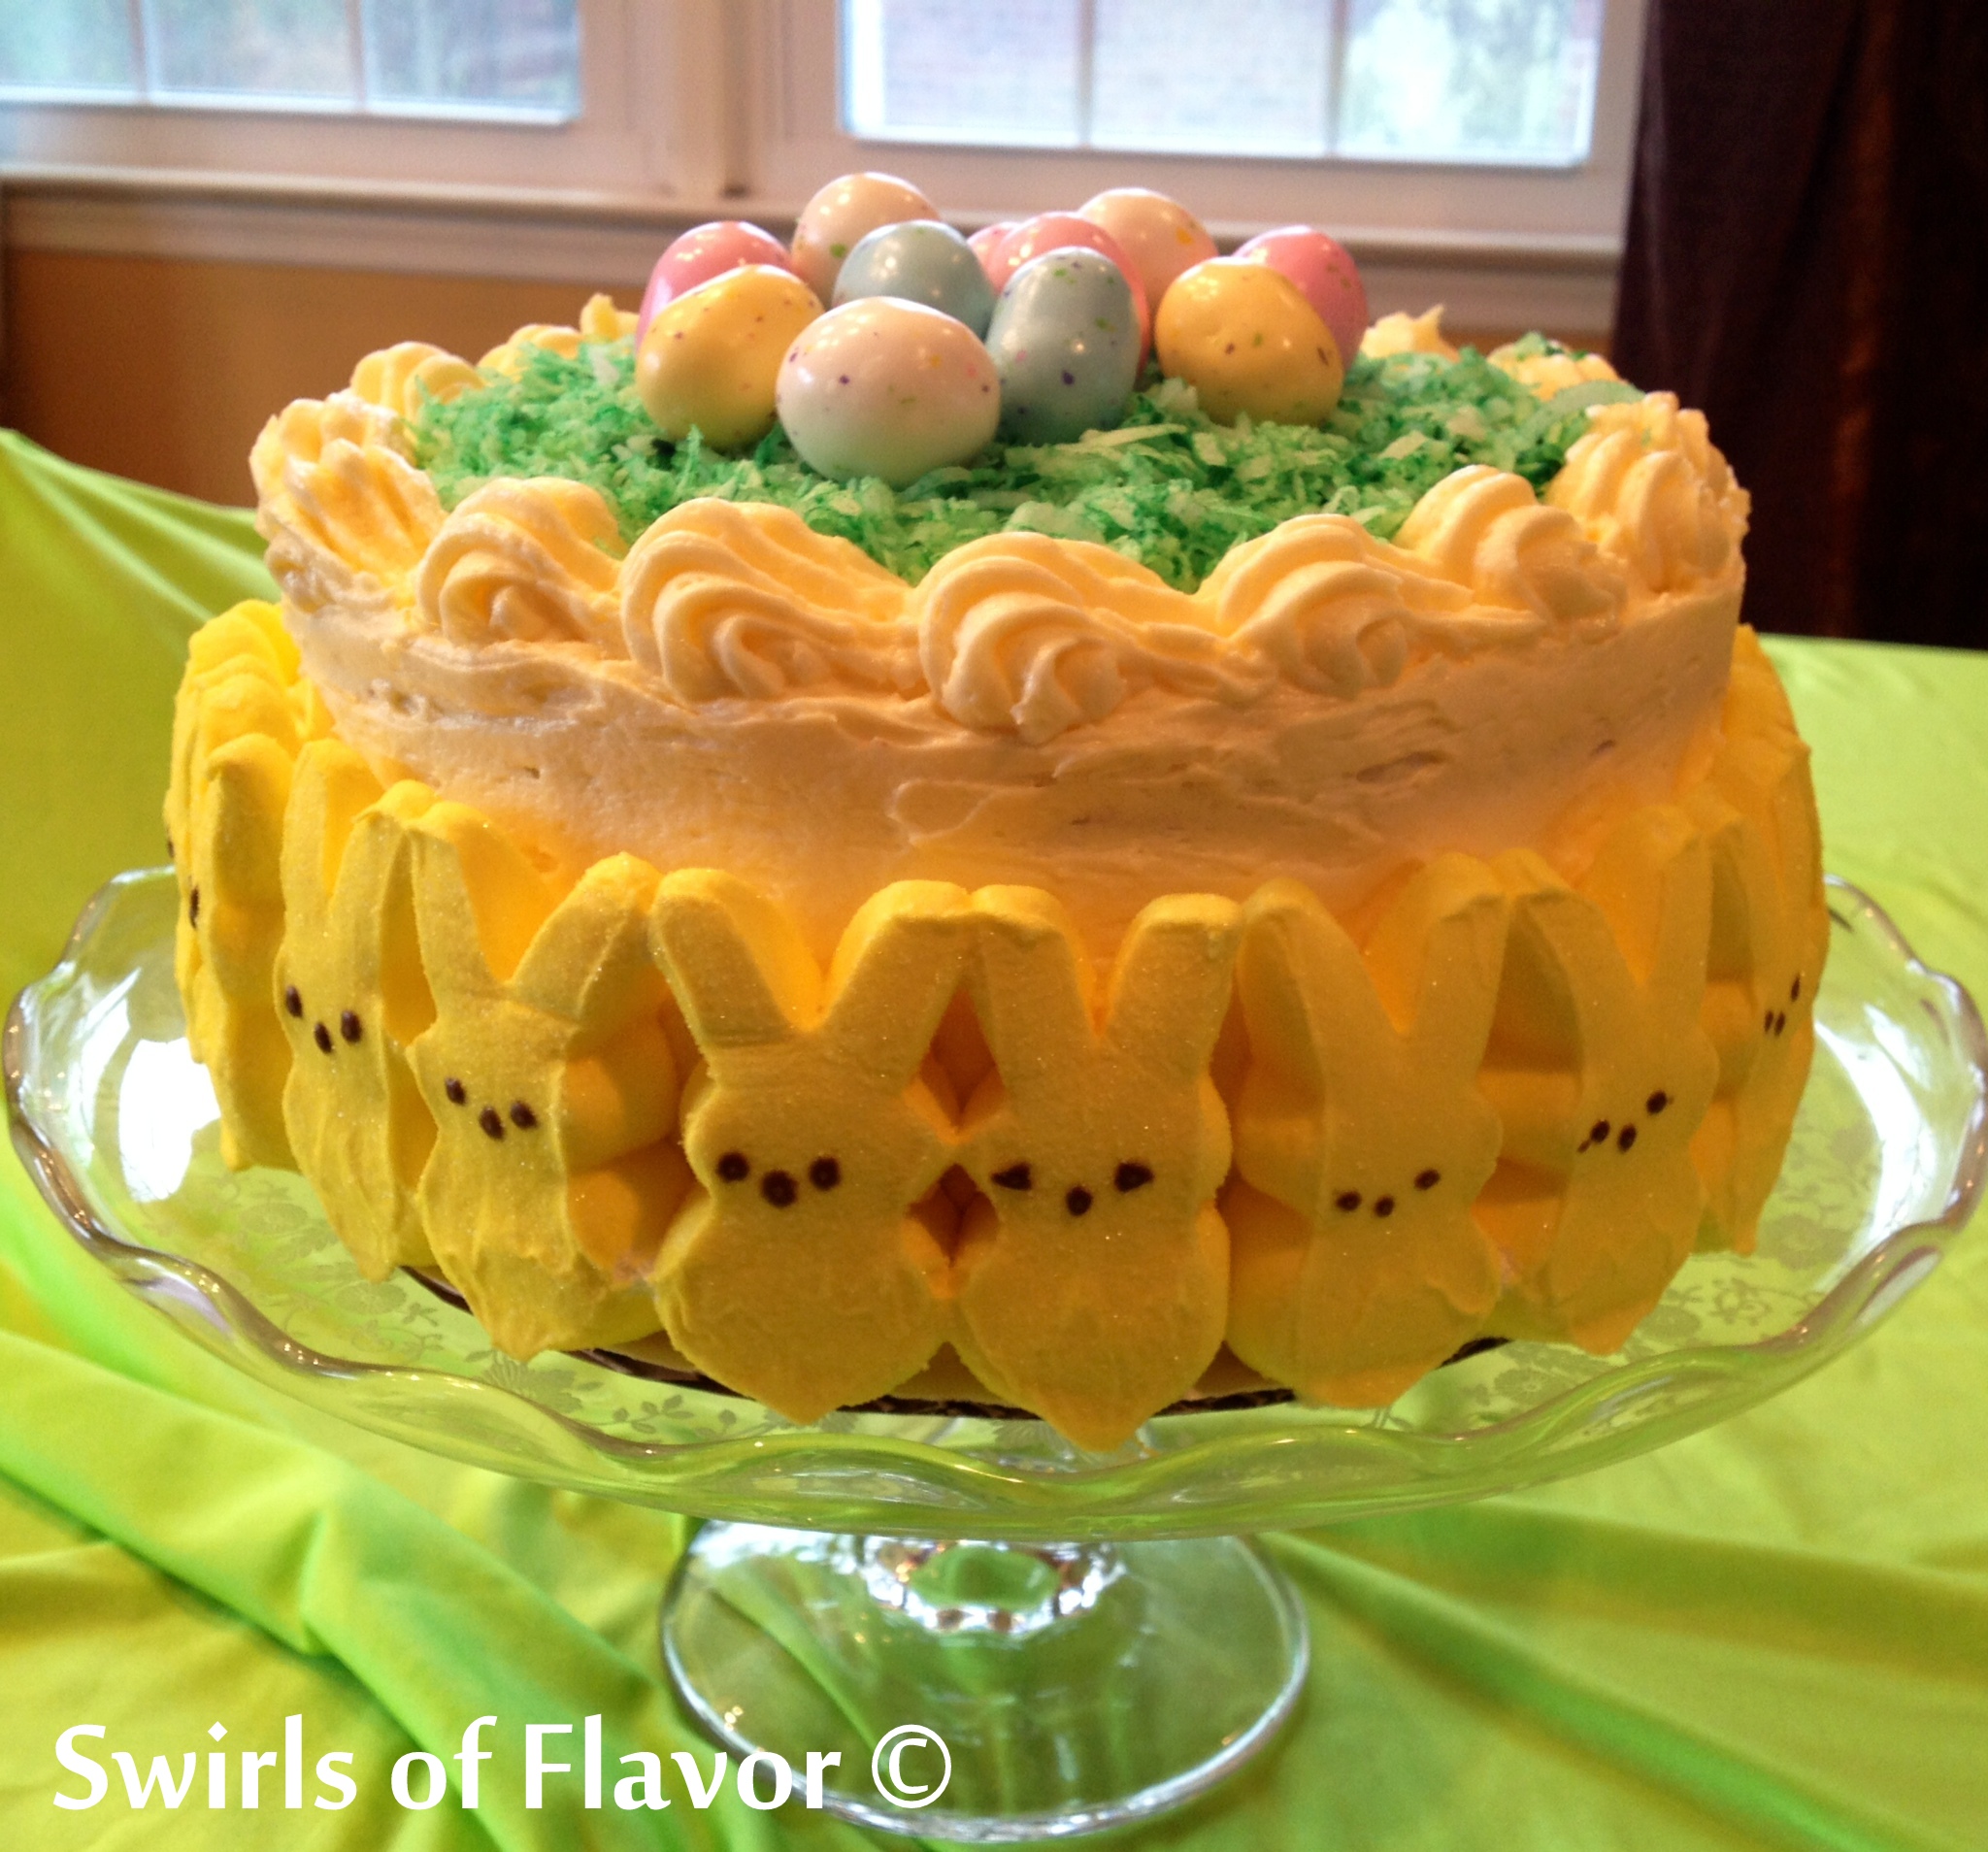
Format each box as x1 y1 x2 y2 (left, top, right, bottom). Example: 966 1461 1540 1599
1366 854 1509 1072
1236 880 1350 1101
969 886 1099 1085
1581 804 1711 1019
282 741 383 924
650 868 818 1050
1485 850 1594 1071
512 853 663 1027
410 802 559 1004
1104 895 1242 1080
818 881 972 1085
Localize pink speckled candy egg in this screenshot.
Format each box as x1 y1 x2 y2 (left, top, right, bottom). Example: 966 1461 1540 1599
969 220 1018 284
638 220 794 342
777 297 1000 487
1234 225 1369 379
987 214 1150 358
1077 187 1217 310
791 172 941 305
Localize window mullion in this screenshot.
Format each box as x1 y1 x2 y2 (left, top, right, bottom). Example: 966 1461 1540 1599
347 0 367 112
1324 0 1350 156
129 0 152 103
1076 0 1097 150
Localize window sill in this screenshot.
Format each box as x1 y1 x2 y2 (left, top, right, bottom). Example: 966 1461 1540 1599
0 164 1621 336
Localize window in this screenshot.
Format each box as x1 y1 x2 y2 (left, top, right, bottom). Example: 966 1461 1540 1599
0 0 580 119
844 0 1604 168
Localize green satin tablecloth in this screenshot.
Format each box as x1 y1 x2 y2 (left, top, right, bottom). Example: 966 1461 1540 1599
2 428 1986 1852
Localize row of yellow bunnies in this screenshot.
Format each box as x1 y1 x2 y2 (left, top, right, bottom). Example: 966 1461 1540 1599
169 601 1824 1451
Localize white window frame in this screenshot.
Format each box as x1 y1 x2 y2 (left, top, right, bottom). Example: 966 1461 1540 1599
746 0 1648 244
0 0 1643 330
0 0 722 198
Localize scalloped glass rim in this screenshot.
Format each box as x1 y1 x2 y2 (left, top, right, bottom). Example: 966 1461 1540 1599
7 868 1984 1541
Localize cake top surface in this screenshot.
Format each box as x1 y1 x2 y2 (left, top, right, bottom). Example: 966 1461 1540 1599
409 330 1637 592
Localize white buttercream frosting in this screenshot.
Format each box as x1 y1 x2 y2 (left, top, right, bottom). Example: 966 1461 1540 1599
254 322 1751 958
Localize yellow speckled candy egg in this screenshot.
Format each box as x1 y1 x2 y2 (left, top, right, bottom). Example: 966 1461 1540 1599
637 265 823 449
1155 258 1344 426
777 297 999 487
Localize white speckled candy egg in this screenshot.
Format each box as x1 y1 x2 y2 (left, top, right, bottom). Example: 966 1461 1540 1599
791 172 941 304
986 248 1141 445
638 265 823 449
777 297 1000 486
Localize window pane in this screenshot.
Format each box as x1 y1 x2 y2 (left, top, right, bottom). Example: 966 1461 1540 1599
843 0 1083 148
1090 0 1328 156
145 0 352 100
1337 0 1603 164
0 1 137 91
364 0 580 115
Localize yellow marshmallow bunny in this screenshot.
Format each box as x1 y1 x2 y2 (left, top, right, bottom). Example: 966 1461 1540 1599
407 804 688 1356
275 742 439 1278
953 889 1240 1451
648 873 972 1424
166 600 317 1170
1226 857 1510 1406
1477 807 1719 1352
1687 631 1828 1251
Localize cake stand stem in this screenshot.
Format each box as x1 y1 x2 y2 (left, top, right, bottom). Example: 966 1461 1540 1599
662 1523 1309 1841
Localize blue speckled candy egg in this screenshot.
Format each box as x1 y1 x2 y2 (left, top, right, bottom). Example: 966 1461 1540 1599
985 248 1141 446
777 297 1000 487
833 219 998 338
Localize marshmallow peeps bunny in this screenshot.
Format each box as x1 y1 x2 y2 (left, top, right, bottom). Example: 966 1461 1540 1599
1477 807 1719 1351
407 804 688 1356
276 741 438 1278
167 600 315 1170
1687 630 1828 1251
953 889 1240 1451
1226 857 1509 1406
648 872 972 1423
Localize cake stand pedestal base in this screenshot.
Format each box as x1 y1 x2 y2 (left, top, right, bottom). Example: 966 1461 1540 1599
662 1524 1309 1841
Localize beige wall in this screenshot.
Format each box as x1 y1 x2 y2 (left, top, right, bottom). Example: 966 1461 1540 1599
2 248 1590 508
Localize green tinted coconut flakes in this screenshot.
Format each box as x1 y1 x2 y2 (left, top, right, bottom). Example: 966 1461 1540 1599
409 335 1624 592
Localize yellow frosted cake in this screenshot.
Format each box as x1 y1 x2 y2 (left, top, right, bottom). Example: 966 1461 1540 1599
167 178 1824 1450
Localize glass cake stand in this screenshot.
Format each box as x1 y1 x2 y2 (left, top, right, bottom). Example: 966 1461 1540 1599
9 869 1986 1842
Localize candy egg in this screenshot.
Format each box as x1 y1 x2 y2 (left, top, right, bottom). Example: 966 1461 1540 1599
638 220 794 342
969 220 1018 285
777 297 999 486
833 219 998 337
1077 187 1217 309
1234 225 1369 380
638 265 824 450
1155 258 1343 426
986 248 1142 446
791 172 942 304
987 214 1150 358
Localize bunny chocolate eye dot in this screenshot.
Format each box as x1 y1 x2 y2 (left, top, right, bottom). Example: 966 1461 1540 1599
810 1156 841 1190
509 1102 538 1131
1617 1124 1638 1151
1791 975 1802 1002
340 1009 362 1043
993 1162 1033 1191
716 1151 750 1182
761 1170 798 1207
1066 1185 1094 1217
1114 1161 1154 1192
479 1107 505 1140
1335 1191 1361 1211
1374 1195 1396 1218
1646 1090 1670 1114
1763 1007 1775 1033
188 885 200 926
283 985 303 1018
1589 1119 1610 1145
313 1022 334 1055
1414 1169 1441 1190
444 1076 467 1106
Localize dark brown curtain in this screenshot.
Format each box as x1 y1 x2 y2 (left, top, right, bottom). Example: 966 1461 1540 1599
1612 0 1988 647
